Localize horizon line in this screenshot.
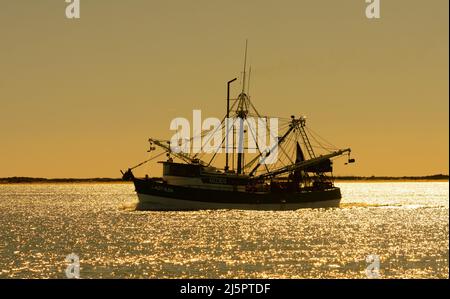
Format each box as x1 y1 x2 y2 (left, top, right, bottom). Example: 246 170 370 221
0 174 448 183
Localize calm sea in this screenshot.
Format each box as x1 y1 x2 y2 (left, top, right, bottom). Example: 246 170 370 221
0 182 448 278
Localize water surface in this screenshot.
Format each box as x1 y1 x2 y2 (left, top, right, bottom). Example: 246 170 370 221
0 182 448 278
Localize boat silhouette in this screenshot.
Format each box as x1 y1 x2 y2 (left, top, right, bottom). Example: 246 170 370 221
122 43 355 210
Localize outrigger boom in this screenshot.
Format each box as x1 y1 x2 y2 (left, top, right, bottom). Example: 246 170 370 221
253 148 352 180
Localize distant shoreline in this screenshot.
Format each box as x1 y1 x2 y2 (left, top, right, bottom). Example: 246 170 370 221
0 175 448 184
334 174 449 182
0 177 126 184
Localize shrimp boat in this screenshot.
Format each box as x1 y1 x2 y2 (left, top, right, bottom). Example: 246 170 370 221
121 47 355 210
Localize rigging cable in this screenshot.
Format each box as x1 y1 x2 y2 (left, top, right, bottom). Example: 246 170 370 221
129 151 166 171
305 126 338 151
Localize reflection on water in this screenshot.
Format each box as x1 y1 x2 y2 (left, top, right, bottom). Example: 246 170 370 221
0 182 448 278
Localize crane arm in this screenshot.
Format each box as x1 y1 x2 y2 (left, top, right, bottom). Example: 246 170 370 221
253 148 351 180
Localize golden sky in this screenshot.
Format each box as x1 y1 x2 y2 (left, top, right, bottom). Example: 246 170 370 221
0 0 448 178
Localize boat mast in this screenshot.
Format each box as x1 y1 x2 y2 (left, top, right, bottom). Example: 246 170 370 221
225 78 237 171
236 40 248 175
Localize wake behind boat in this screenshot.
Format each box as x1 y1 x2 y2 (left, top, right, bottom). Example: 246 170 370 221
121 46 355 211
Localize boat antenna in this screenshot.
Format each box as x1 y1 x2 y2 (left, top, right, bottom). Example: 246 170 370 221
242 39 248 94
248 66 252 95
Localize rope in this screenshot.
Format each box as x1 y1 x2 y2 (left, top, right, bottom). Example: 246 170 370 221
130 151 166 170
305 126 338 152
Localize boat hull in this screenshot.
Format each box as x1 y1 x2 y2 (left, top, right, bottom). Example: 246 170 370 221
133 178 341 211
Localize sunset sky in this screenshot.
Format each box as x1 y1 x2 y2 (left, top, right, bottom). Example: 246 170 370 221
0 0 448 178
